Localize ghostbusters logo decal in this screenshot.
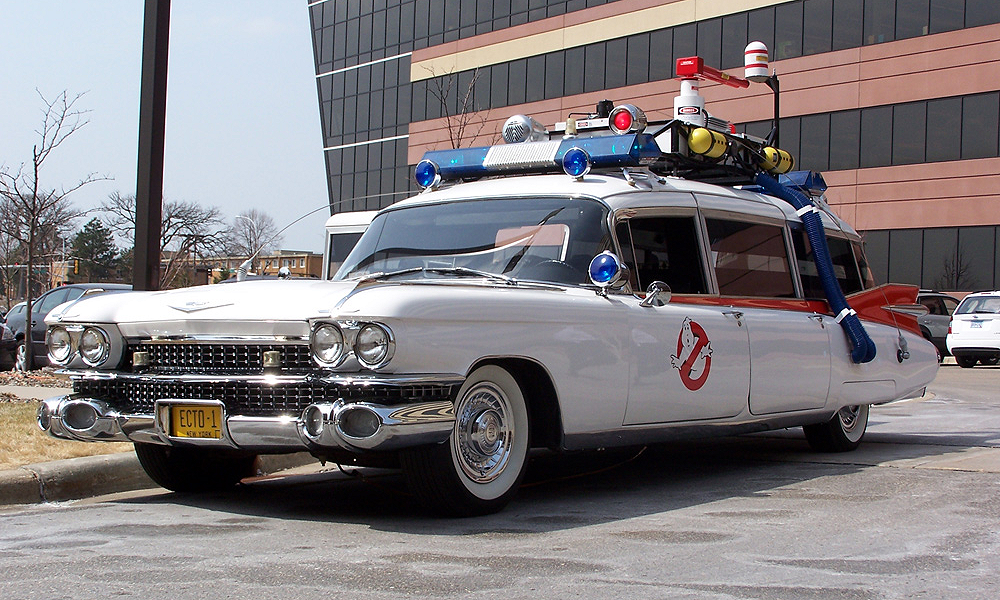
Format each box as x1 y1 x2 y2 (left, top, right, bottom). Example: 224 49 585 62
670 318 713 391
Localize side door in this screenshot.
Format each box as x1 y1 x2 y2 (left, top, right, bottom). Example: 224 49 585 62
616 210 751 425
699 199 833 416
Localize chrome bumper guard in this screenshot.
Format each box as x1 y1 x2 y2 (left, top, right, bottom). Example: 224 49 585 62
39 373 460 453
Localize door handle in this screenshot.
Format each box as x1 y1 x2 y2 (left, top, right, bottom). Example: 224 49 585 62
722 310 743 319
808 314 825 328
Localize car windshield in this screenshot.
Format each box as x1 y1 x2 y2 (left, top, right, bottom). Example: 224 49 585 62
334 196 612 286
956 296 1000 315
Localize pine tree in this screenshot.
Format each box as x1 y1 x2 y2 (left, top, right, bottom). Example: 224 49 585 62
71 218 119 282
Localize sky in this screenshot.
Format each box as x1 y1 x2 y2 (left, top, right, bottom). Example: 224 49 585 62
0 1 330 253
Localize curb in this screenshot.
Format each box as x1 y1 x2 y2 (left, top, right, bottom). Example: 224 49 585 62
0 451 317 507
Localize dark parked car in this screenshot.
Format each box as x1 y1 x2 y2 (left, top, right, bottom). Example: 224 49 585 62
7 284 131 370
916 290 960 361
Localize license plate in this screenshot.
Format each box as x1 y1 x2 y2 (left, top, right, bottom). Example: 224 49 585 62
971 321 983 328
170 405 223 439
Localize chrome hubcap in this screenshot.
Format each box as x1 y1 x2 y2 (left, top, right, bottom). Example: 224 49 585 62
454 382 513 484
839 405 860 432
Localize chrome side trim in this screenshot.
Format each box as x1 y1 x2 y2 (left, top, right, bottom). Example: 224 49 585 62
66 370 465 387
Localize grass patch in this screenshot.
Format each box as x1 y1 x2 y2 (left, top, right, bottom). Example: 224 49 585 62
0 401 132 471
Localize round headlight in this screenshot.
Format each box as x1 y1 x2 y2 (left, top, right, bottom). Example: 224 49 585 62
47 327 74 365
354 323 393 368
79 327 110 367
311 323 345 366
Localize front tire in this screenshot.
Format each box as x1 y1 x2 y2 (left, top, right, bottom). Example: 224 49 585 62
134 443 256 492
400 365 530 517
803 404 869 452
956 355 978 368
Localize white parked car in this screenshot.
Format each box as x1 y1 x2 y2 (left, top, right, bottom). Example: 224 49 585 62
946 291 1000 368
39 100 938 515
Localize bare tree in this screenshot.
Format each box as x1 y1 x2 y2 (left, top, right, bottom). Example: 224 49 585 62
100 191 227 288
226 208 283 273
0 90 94 368
424 67 494 149
933 245 978 291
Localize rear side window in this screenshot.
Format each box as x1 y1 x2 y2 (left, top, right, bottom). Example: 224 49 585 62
852 241 877 288
705 218 795 297
793 232 865 297
956 296 1000 315
616 216 707 294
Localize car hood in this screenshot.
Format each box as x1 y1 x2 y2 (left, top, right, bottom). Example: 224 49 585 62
47 279 360 339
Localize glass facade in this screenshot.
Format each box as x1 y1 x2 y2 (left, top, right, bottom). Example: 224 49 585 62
863 226 1000 291
309 0 1000 291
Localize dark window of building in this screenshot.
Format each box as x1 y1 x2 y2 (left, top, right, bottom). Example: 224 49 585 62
864 0 896 45
893 101 926 164
747 7 775 60
696 18 722 69
626 33 650 87
922 228 956 288
832 0 864 50
605 38 628 90
925 96 962 162
799 113 830 171
774 2 803 60
829 109 860 171
779 116 801 166
895 0 930 39
649 29 673 81
888 228 923 285
961 93 1000 159
860 106 893 168
929 0 964 33
508 58 528 105
545 52 565 99
672 24 697 76
959 227 995 290
706 218 795 298
721 13 749 70
966 0 1000 27
564 46 585 96
491 63 509 107
526 55 546 102
803 0 833 56
584 43 606 93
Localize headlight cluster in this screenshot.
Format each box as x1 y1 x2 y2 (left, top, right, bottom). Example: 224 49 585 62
310 321 394 369
47 325 114 367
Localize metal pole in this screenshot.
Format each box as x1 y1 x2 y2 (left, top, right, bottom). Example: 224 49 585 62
134 0 170 291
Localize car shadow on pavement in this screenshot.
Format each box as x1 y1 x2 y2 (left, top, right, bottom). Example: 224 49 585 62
107 429 994 534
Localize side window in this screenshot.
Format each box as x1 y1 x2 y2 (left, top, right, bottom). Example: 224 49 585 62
617 216 707 294
793 232 865 297
942 297 959 316
35 288 72 314
706 218 795 298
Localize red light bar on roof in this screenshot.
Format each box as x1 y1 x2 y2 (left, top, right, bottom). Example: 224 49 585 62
675 56 750 89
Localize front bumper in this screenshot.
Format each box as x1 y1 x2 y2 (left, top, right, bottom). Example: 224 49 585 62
38 372 462 453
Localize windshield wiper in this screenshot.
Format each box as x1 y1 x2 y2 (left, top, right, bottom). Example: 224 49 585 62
425 267 518 286
355 266 517 286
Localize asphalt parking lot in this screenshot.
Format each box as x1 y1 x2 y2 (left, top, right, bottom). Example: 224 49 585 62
1 363 999 598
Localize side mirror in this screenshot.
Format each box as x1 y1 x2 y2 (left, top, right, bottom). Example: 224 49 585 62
588 251 630 297
639 281 671 307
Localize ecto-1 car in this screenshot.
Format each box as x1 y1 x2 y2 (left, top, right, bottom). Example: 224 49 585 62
39 50 938 516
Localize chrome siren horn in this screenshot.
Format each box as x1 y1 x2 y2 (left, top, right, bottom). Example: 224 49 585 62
502 115 548 143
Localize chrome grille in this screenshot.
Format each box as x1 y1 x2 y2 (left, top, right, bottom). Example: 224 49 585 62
73 378 458 417
133 342 314 375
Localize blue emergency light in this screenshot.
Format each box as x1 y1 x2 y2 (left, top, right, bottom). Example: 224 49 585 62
414 133 661 187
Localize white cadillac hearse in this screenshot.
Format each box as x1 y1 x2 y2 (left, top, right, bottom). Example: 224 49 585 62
39 50 937 515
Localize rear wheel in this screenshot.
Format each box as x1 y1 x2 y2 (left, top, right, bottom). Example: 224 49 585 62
803 404 869 452
134 443 256 492
400 365 530 517
13 341 27 372
956 356 978 368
